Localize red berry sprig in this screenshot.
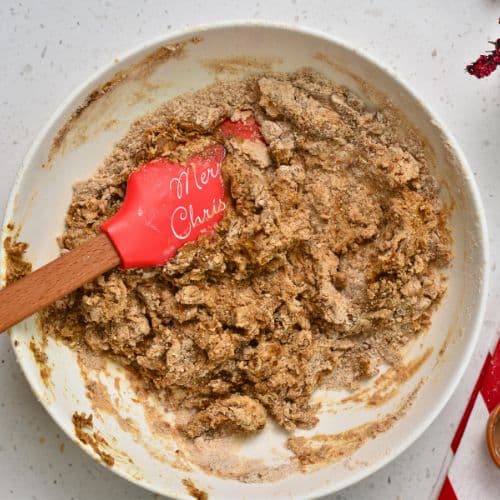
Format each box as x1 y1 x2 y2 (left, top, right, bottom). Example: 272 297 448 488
466 19 500 79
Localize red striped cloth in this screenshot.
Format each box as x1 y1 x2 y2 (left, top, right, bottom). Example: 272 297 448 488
437 335 500 499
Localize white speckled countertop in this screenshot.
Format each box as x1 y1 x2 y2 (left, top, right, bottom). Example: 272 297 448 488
1 1 499 499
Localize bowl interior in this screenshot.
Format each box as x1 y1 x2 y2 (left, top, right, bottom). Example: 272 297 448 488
1 23 487 499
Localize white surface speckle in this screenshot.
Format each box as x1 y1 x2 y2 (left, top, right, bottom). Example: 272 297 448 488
0 1 499 499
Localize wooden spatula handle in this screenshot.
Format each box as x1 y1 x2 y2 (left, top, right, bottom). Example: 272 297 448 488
0 233 120 332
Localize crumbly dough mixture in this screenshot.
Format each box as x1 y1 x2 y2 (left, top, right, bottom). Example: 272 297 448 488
41 70 451 436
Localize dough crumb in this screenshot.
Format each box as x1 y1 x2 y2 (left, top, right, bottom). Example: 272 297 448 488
182 395 267 438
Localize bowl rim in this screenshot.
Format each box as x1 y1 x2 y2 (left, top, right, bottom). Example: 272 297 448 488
0 19 490 499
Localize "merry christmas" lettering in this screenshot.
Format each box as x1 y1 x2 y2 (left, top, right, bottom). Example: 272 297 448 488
168 161 225 241
170 197 226 240
169 162 221 200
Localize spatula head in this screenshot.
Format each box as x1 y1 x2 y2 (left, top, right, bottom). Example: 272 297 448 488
220 116 264 142
101 143 226 269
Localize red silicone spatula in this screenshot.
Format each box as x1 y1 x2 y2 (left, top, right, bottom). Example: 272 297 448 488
0 118 263 332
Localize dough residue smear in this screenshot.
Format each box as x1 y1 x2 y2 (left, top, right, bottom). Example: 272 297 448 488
10 69 451 471
47 42 188 163
179 431 297 483
75 348 193 473
3 236 32 284
72 411 115 467
339 346 432 408
182 478 208 500
29 339 52 388
287 383 422 470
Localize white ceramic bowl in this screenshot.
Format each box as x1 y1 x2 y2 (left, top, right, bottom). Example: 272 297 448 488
0 22 488 499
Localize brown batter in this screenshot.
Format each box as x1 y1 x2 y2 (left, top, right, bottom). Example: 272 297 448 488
40 69 451 437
